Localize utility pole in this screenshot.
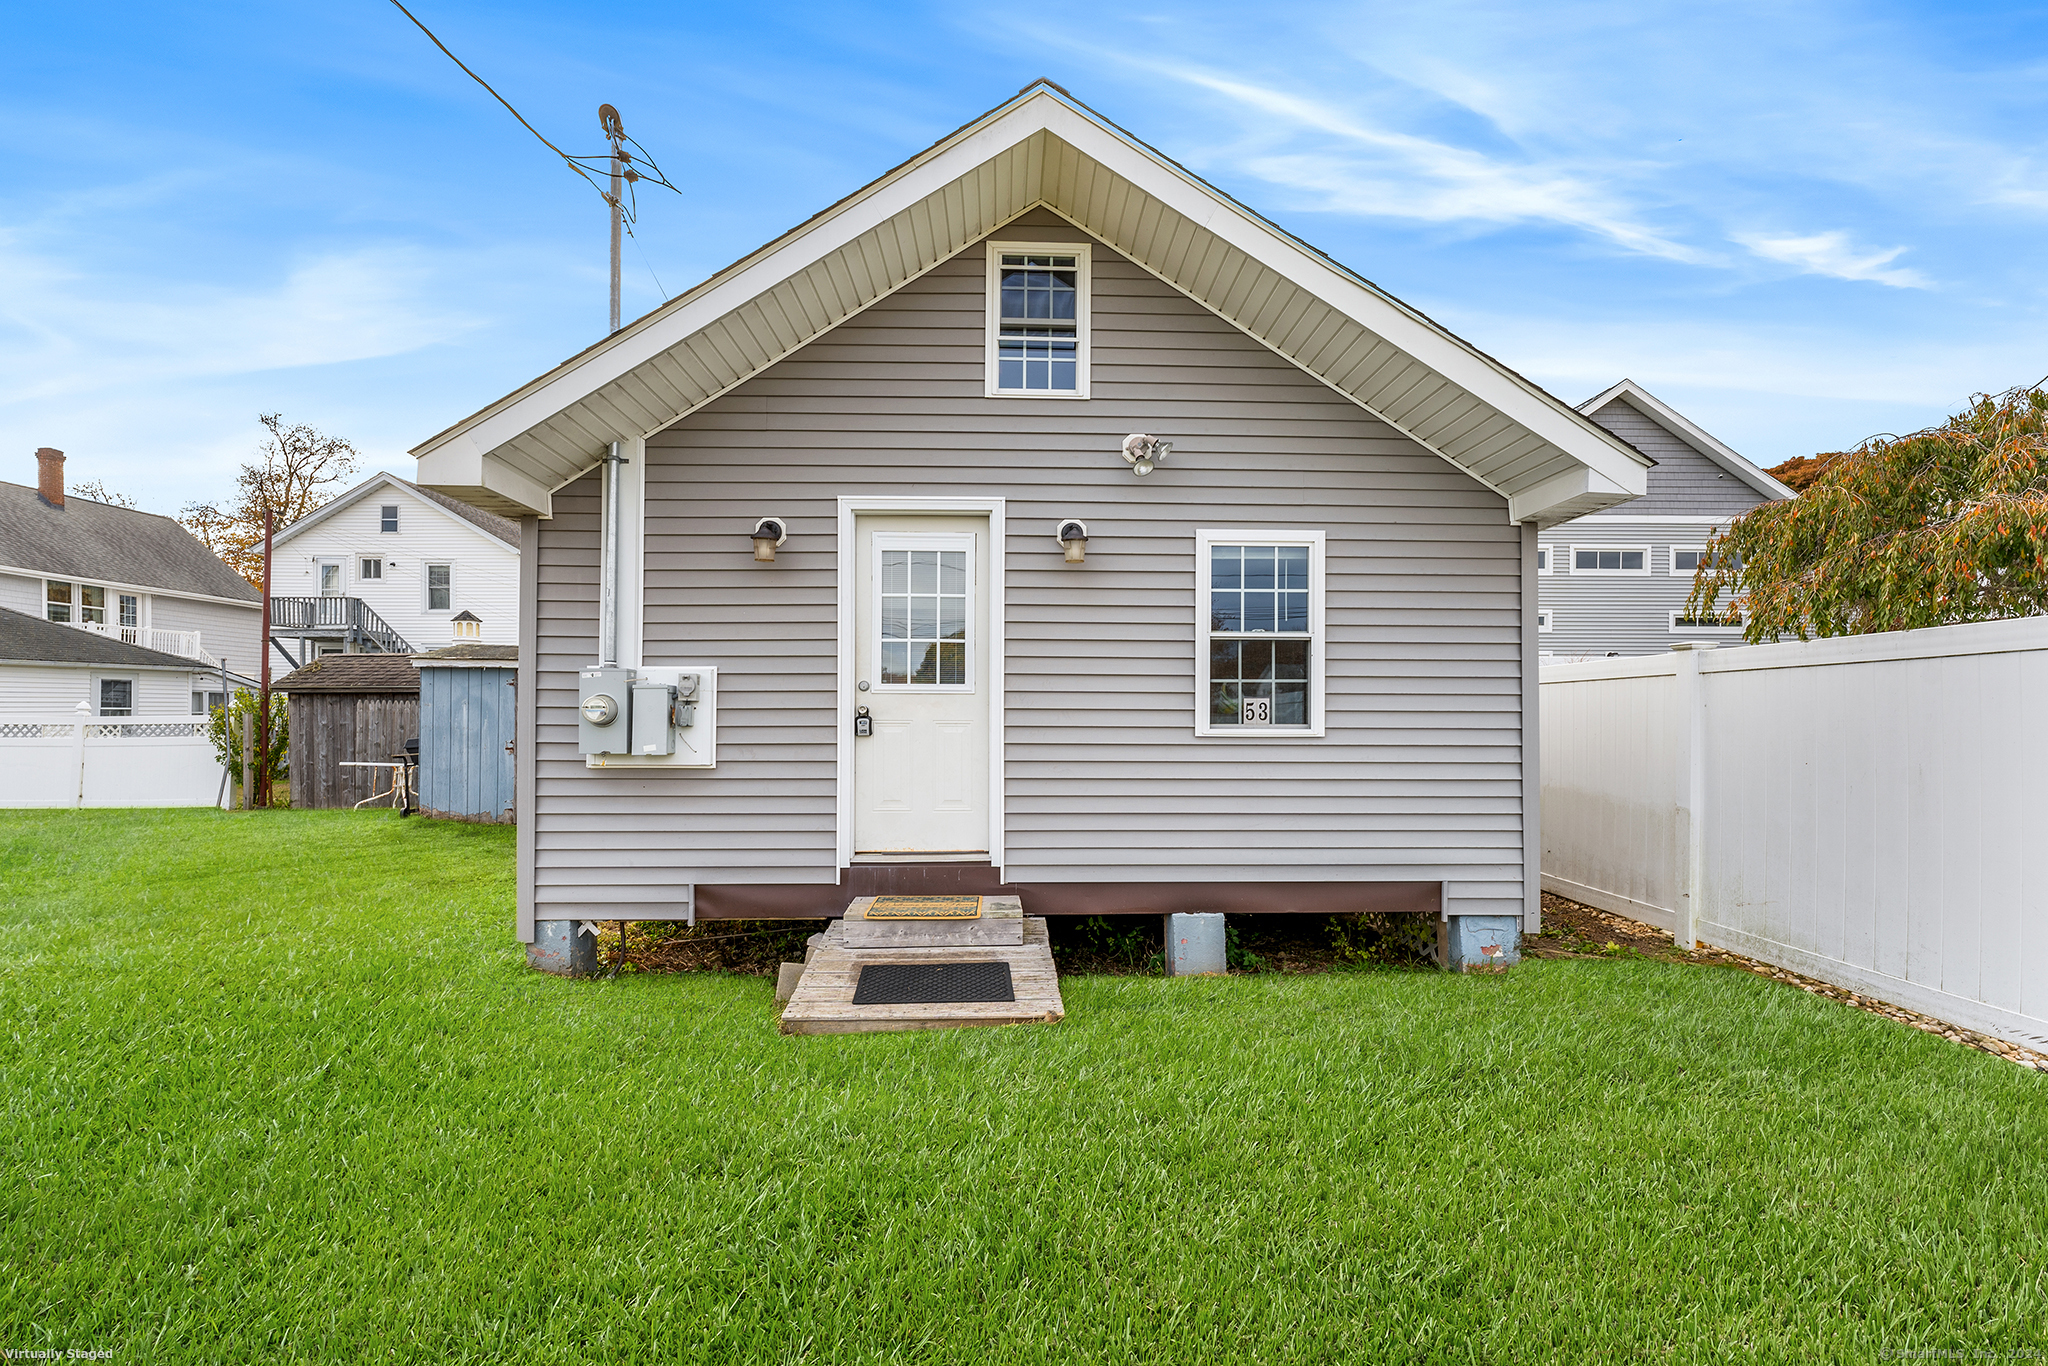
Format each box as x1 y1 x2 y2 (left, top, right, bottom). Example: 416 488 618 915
601 104 626 334
257 506 275 808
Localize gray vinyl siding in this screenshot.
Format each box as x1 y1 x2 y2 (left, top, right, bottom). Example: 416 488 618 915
1582 397 1770 518
0 572 38 617
1540 394 1784 657
529 208 1528 919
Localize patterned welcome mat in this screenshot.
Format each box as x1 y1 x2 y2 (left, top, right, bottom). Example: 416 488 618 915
852 961 1015 1005
864 895 982 920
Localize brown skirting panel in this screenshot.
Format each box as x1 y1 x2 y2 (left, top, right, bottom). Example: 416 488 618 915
695 870 1440 920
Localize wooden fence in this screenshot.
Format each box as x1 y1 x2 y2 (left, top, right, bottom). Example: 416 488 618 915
1541 617 2048 1050
287 692 420 809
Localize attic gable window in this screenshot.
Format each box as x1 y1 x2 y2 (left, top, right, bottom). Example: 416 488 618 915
380 505 399 532
986 242 1090 398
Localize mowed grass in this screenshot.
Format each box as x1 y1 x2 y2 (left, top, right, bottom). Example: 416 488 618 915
1 811 2044 1363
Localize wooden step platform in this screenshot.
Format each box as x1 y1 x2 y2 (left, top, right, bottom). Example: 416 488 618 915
779 914 1064 1035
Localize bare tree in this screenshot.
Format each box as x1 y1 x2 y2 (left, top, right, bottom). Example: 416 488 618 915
72 478 138 508
181 414 359 586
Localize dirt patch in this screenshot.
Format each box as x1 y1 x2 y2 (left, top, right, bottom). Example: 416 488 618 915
1534 892 2048 1073
593 919 828 977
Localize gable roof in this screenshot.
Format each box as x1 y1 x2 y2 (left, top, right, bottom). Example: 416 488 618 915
0 482 261 603
272 472 521 550
0 606 209 671
273 652 420 694
413 82 1649 528
1577 379 1796 502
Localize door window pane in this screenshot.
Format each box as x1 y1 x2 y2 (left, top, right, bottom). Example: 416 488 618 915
876 544 970 687
319 563 342 595
119 595 139 628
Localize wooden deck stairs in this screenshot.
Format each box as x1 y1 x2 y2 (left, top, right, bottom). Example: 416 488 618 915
778 895 1065 1035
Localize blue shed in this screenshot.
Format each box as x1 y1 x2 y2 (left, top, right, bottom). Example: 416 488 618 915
412 644 518 823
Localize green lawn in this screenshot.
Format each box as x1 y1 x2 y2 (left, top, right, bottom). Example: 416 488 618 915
1 810 2042 1363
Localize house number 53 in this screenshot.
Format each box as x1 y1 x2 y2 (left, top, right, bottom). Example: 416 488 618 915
1241 697 1272 725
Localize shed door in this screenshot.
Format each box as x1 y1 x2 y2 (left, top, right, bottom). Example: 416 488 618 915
852 514 990 856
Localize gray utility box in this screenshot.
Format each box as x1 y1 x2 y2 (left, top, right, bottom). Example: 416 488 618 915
577 666 635 756
630 682 677 756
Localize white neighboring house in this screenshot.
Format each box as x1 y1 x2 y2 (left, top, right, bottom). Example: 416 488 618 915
0 447 263 685
267 472 519 670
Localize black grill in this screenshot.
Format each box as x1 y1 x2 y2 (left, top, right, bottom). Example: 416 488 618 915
852 961 1015 1005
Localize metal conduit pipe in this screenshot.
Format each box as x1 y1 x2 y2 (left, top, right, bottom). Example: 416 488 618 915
599 440 626 668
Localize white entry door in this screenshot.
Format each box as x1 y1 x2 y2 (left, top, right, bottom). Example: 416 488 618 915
852 514 991 856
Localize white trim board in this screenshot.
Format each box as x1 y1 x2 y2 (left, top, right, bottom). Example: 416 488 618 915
835 496 1007 873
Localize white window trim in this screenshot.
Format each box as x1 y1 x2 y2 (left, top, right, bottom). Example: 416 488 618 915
1536 546 1553 575
1569 545 1651 576
359 555 385 582
43 578 74 623
984 241 1091 400
1669 546 1706 576
1194 529 1327 739
1538 610 1554 632
869 530 978 694
1668 609 1745 634
379 504 400 533
93 674 137 717
423 561 455 613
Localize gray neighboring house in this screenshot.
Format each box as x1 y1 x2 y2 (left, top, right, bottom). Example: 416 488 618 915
410 82 1654 957
0 447 264 681
1539 380 1795 658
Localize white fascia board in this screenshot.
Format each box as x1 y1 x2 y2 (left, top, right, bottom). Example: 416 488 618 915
1505 465 1638 525
1032 98 1650 497
1579 379 1796 501
411 98 1063 470
412 441 555 519
413 85 1645 510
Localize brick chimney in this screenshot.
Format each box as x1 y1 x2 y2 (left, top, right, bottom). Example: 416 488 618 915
35 448 65 509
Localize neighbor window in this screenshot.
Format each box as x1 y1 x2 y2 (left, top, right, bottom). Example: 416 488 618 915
987 243 1089 397
1537 547 1552 574
380 505 399 533
79 585 106 625
191 689 225 716
1672 547 1740 576
1196 530 1326 737
1538 610 1555 632
118 594 139 629
1572 548 1648 574
1670 609 1744 633
45 581 73 623
97 679 133 717
426 563 452 611
360 557 383 581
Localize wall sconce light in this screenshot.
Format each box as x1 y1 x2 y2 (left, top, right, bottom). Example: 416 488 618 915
750 517 788 562
1122 433 1172 476
1056 519 1089 563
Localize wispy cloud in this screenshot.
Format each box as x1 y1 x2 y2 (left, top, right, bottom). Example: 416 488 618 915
1733 230 1931 289
0 239 482 404
1144 66 1715 264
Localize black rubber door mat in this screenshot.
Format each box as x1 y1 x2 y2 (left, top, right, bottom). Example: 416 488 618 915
852 961 1015 1005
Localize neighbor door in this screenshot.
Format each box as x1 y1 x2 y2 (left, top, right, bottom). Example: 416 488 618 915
852 514 991 856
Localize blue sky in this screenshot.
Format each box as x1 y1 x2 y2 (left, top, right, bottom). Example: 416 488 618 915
4 1 2046 513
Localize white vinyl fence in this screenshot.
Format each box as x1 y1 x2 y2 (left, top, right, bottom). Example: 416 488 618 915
0 712 226 808
1542 617 2048 1051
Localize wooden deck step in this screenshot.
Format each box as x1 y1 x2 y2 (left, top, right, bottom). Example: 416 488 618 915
779 916 1064 1035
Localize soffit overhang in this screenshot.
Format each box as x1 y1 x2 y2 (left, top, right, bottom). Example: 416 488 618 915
413 84 1649 526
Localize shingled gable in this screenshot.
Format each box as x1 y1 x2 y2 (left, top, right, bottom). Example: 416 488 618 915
412 81 1649 526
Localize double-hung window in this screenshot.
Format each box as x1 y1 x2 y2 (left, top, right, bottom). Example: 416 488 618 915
380 505 400 533
45 581 73 623
426 563 452 611
1196 530 1325 737
987 243 1088 397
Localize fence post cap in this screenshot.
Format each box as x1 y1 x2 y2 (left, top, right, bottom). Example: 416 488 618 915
1670 641 1721 652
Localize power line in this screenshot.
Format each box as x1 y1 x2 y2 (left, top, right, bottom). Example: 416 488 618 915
386 0 680 234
